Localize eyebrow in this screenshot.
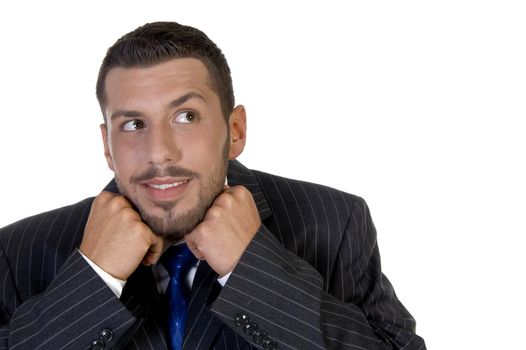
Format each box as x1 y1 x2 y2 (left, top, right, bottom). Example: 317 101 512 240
169 92 206 109
109 92 207 121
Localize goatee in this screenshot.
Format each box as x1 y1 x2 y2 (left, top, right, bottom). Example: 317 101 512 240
115 160 227 242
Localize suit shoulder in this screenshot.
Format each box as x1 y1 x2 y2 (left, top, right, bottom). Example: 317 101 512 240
253 168 363 200
0 197 95 246
252 169 366 216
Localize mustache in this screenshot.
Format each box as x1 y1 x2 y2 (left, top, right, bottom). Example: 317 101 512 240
131 165 199 184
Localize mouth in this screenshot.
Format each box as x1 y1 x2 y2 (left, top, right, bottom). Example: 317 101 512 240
146 179 190 190
141 178 192 201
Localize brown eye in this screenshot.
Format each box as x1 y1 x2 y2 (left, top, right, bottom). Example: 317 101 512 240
175 111 198 124
122 119 145 131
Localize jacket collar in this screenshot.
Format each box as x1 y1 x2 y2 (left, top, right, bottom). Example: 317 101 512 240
226 159 272 221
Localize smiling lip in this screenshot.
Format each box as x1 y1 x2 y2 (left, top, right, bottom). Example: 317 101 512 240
142 178 192 201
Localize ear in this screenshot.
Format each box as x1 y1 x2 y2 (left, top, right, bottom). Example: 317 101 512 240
228 105 247 159
100 123 115 171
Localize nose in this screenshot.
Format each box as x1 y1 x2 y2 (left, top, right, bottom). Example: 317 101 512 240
145 124 181 165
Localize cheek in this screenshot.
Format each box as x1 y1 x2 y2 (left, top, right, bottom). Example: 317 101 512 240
183 136 222 162
111 153 135 180
180 129 227 166
108 138 143 177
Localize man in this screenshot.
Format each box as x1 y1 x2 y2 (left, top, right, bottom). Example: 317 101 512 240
0 22 426 350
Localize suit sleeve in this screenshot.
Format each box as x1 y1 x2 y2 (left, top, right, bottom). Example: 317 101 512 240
0 248 139 350
210 197 426 350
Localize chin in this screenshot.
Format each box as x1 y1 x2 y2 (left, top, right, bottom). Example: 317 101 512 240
138 200 207 240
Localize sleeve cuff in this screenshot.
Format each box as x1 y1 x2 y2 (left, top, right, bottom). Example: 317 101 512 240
78 249 126 298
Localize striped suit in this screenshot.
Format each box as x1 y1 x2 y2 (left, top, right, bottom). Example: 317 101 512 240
0 160 425 349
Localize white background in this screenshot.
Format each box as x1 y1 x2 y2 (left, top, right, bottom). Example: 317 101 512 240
1 1 525 348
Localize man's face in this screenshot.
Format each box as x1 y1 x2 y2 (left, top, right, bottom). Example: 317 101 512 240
101 58 245 241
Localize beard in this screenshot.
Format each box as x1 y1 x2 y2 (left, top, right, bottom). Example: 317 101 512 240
115 142 229 242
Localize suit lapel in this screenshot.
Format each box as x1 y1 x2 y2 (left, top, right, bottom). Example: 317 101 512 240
183 261 224 349
120 265 169 349
103 160 271 349
182 161 272 349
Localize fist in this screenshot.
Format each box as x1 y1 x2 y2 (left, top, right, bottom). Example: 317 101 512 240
185 186 261 277
79 191 164 280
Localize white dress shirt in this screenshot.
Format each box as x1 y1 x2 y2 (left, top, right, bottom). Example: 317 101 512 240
80 250 231 298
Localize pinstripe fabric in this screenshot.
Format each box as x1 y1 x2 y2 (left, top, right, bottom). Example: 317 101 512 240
208 162 426 349
0 160 425 349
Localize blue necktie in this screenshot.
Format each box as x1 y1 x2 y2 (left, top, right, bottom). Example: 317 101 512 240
162 243 197 350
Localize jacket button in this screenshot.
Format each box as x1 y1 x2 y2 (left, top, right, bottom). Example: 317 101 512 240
100 328 114 342
243 321 258 336
253 330 268 344
234 313 249 327
263 338 278 350
90 338 105 350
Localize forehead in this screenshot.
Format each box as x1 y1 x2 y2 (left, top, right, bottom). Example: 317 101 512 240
104 58 214 105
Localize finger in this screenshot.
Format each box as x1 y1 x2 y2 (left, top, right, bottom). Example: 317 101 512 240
97 191 120 204
142 235 164 266
210 189 234 210
98 192 133 214
187 244 205 260
224 185 249 199
184 234 205 260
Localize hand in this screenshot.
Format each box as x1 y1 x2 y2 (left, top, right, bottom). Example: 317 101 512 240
79 191 164 280
185 186 261 277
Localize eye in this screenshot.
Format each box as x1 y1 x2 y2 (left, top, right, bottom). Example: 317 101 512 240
122 119 145 132
174 111 198 124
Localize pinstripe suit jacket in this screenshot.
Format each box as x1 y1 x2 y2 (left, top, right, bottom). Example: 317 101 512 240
0 160 425 349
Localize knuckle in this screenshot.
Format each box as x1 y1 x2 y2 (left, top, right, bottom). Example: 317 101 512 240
239 187 251 198
113 195 129 206
214 192 228 204
132 228 150 244
188 227 206 243
231 185 243 192
93 192 108 206
120 206 133 216
107 199 121 212
100 191 118 202
230 186 250 201
232 185 246 194
120 207 139 221
110 196 129 212
222 194 236 207
199 225 211 237
98 191 113 200
207 206 222 218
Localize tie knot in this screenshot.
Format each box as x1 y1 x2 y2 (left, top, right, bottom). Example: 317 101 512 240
162 243 197 280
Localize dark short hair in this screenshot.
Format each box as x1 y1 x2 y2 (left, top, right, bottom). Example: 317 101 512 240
96 21 234 121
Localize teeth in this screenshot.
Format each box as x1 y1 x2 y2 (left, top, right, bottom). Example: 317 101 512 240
149 180 188 190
